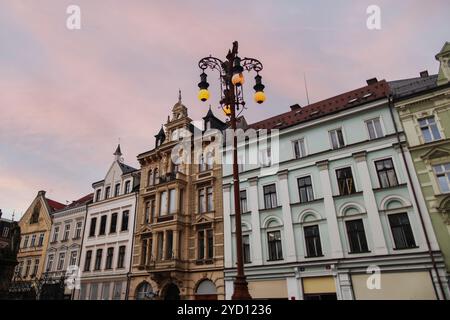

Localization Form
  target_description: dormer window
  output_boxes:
[105,186,111,200]
[95,189,102,202]
[30,203,41,224]
[114,183,121,197]
[124,181,131,194]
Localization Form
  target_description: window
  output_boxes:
[24,259,31,277]
[99,215,107,235]
[102,283,110,300]
[113,282,122,300]
[94,249,103,270]
[90,283,98,300]
[89,217,97,237]
[205,152,214,170]
[160,191,168,216]
[105,186,111,200]
[419,116,441,143]
[298,176,314,203]
[75,222,82,239]
[2,226,9,237]
[346,219,369,253]
[197,227,214,260]
[117,246,126,268]
[110,213,118,233]
[121,211,129,231]
[293,139,306,159]
[375,159,398,188]
[243,235,251,264]
[157,232,164,260]
[433,163,450,193]
[69,251,77,266]
[144,201,151,224]
[198,231,205,260]
[31,259,39,277]
[46,254,54,272]
[57,252,66,271]
[63,224,71,241]
[141,239,148,265]
[304,225,322,257]
[336,167,356,195]
[207,229,214,259]
[95,189,102,202]
[240,190,248,213]
[329,128,345,149]
[207,187,213,212]
[366,118,384,140]
[169,189,177,214]
[259,148,272,167]
[263,184,277,209]
[30,234,36,247]
[267,231,283,261]
[150,198,156,223]
[17,261,24,276]
[84,250,92,271]
[388,213,416,249]
[166,231,173,259]
[147,170,153,186]
[124,181,131,194]
[52,227,59,242]
[153,169,159,185]
[136,282,152,300]
[23,235,29,248]
[198,186,213,213]
[199,188,205,213]
[114,183,121,197]
[38,233,44,246]
[105,248,114,269]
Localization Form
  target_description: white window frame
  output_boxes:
[292,138,307,159]
[365,117,385,140]
[328,127,346,149]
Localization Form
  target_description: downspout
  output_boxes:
[387,93,447,300]
[125,190,138,300]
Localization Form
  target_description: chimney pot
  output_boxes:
[420,70,429,78]
[290,104,302,111]
[366,78,378,85]
[38,190,46,197]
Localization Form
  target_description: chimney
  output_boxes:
[290,104,302,111]
[366,78,378,85]
[420,70,429,78]
[38,190,46,197]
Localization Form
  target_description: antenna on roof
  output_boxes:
[304,73,310,106]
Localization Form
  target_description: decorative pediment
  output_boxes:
[137,224,152,235]
[421,147,450,160]
[194,215,213,225]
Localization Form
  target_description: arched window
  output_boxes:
[135,282,153,300]
[147,170,153,186]
[195,279,217,300]
[153,168,159,185]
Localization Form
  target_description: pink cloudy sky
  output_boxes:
[0,0,449,220]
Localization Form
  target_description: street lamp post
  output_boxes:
[197,41,266,300]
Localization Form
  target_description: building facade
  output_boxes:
[44,193,93,298]
[128,95,226,300]
[223,79,450,300]
[0,209,20,298]
[75,145,140,300]
[391,42,450,281]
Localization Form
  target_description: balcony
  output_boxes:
[145,171,187,193]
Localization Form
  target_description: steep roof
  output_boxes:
[45,198,66,212]
[249,80,390,130]
[118,161,138,174]
[64,193,94,209]
[389,74,438,99]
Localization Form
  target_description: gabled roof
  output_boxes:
[45,198,66,212]
[118,161,138,174]
[388,74,438,99]
[249,80,390,130]
[63,193,94,209]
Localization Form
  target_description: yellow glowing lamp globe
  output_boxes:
[231,73,245,86]
[254,91,266,104]
[223,105,231,116]
[198,89,209,102]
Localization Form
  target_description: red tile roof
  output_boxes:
[249,80,390,130]
[46,198,66,212]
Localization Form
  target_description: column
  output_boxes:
[278,170,297,262]
[163,231,168,260]
[146,238,152,265]
[286,276,301,300]
[173,230,179,260]
[223,184,233,268]
[353,151,388,255]
[151,233,158,261]
[248,177,263,265]
[316,160,343,258]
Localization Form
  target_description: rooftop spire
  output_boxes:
[178,89,182,103]
[114,144,122,161]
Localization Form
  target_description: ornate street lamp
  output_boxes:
[197,41,265,299]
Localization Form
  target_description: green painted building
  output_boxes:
[391,42,450,280]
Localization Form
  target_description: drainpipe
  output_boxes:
[387,94,447,300]
[125,190,138,300]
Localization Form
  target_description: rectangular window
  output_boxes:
[243,235,251,264]
[150,198,156,223]
[166,231,173,260]
[141,239,148,265]
[346,219,369,253]
[169,189,177,214]
[263,184,277,209]
[63,224,71,241]
[30,234,36,247]
[84,250,92,271]
[388,213,416,249]
[113,282,122,300]
[375,158,398,188]
[197,227,213,260]
[99,215,107,235]
[293,138,306,159]
[95,189,102,202]
[433,163,450,193]
[69,251,77,266]
[207,229,214,259]
[24,259,31,278]
[102,283,110,300]
[240,190,248,213]
[419,116,441,143]
[298,176,314,203]
[259,147,272,167]
[124,181,131,194]
[17,261,24,276]
[336,167,356,196]
[105,247,114,270]
[157,233,164,260]
[198,230,205,260]
[121,211,129,231]
[79,284,87,300]
[2,226,9,237]
[57,252,66,271]
[329,128,345,149]
[23,235,29,248]
[366,118,384,140]
[89,218,97,237]
[267,231,283,261]
[90,283,98,300]
[117,246,126,268]
[46,254,54,272]
[32,259,39,277]
[94,249,103,270]
[105,186,111,200]
[304,225,322,257]
[75,222,82,239]
[110,213,118,233]
[114,183,121,197]
[38,233,44,246]
[207,187,213,212]
[52,227,59,242]
[199,188,205,213]
[160,191,168,216]
[144,201,150,224]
